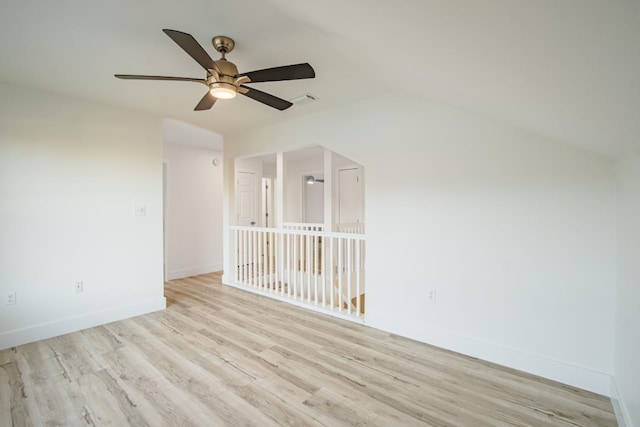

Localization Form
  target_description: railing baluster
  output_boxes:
[269,231,272,290]
[235,229,239,283]
[263,231,267,290]
[356,238,361,316]
[271,231,276,291]
[242,230,249,285]
[267,231,271,290]
[313,235,318,305]
[347,238,352,316]
[329,237,334,309]
[250,230,254,286]
[278,232,283,295]
[257,231,262,289]
[234,229,238,283]
[242,230,246,284]
[321,236,326,307]
[247,230,251,286]
[338,237,343,313]
[269,233,277,292]
[306,234,311,303]
[299,233,304,301]
[229,226,365,319]
[287,232,291,298]
[244,229,248,285]
[252,230,257,287]
[266,231,270,290]
[269,231,273,291]
[265,231,269,290]
[293,233,298,300]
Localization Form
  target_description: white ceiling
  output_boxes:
[1,0,638,158]
[163,119,223,151]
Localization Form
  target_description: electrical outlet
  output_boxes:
[75,281,84,293]
[427,290,437,302]
[5,291,17,305]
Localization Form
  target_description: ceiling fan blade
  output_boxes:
[240,86,292,110]
[194,91,217,111]
[114,74,206,84]
[162,29,220,73]
[237,63,315,83]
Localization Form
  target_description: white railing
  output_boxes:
[283,222,325,232]
[230,226,365,319]
[337,223,365,234]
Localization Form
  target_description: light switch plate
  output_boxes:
[134,204,147,216]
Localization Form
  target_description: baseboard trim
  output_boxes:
[168,264,223,281]
[223,280,365,325]
[0,297,166,350]
[610,377,632,427]
[366,311,612,396]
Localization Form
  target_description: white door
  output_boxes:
[338,168,363,224]
[237,171,256,226]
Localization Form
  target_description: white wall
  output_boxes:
[613,151,640,427]
[224,91,616,395]
[0,84,165,349]
[163,141,223,280]
[263,162,277,178]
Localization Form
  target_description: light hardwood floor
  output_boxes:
[0,272,617,426]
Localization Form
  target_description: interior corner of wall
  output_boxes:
[610,376,633,427]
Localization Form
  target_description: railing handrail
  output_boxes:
[231,225,365,240]
[283,222,325,228]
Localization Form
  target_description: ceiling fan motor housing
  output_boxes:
[207,59,240,97]
[212,59,238,79]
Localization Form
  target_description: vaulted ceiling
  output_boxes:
[1,0,638,158]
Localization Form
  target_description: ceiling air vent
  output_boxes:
[290,93,317,105]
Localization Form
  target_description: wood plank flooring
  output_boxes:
[0,272,617,426]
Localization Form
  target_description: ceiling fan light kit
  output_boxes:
[290,93,317,105]
[209,82,237,99]
[115,30,315,112]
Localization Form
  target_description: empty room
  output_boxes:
[1,1,639,426]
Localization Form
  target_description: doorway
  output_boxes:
[237,171,257,226]
[303,173,324,223]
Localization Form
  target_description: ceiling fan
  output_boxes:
[115,29,315,111]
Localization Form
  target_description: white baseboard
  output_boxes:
[366,311,612,396]
[223,280,365,325]
[610,377,633,427]
[167,264,223,281]
[0,297,166,350]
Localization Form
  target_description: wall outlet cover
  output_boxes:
[5,291,17,305]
